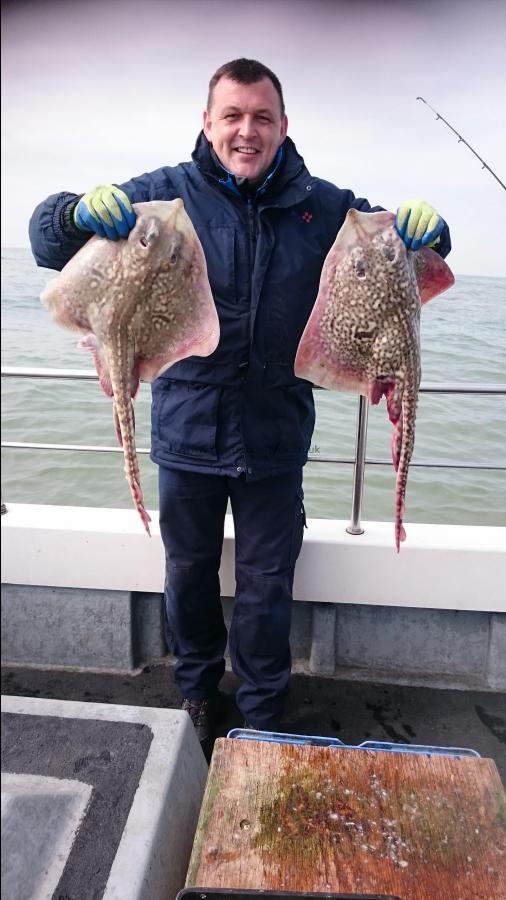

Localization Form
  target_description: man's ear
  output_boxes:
[280,114,288,143]
[203,109,212,142]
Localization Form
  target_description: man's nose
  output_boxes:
[239,115,257,138]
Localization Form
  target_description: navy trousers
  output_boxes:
[158,466,306,730]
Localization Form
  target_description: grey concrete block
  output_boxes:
[1,585,134,670]
[486,613,506,689]
[1,584,502,690]
[289,602,313,659]
[1,696,208,900]
[1,773,92,900]
[132,592,167,667]
[309,604,336,675]
[335,604,490,678]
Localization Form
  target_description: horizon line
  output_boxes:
[1,246,504,281]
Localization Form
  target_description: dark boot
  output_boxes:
[182,694,224,744]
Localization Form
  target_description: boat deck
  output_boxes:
[2,661,505,780]
[1,662,505,899]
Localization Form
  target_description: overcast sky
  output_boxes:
[2,0,505,276]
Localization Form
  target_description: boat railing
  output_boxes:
[1,366,505,534]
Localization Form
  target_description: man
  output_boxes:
[29,58,451,743]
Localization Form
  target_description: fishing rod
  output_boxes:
[416,96,506,191]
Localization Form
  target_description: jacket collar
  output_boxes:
[208,144,284,199]
[191,131,311,205]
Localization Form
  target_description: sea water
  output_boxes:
[1,248,505,527]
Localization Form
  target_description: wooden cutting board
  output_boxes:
[186,737,506,900]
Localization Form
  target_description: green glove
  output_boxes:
[74,185,136,240]
[395,199,444,251]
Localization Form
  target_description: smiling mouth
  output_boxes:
[234,147,260,155]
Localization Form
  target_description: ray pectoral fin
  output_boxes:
[139,310,220,378]
[385,383,403,424]
[135,239,220,384]
[368,377,395,406]
[374,380,403,472]
[414,247,455,304]
[79,334,114,397]
[137,322,219,384]
[293,325,321,383]
[295,313,367,391]
[130,359,140,400]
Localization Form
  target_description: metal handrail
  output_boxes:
[347,395,369,535]
[1,366,505,532]
[1,366,506,394]
[1,441,503,471]
[1,367,99,381]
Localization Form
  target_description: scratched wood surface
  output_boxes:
[186,738,506,900]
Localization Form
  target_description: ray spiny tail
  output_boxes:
[394,384,418,552]
[108,336,151,535]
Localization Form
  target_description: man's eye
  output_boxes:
[225,114,238,120]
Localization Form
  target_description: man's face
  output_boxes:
[203,76,288,181]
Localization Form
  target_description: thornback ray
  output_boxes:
[294,209,454,551]
[40,199,220,534]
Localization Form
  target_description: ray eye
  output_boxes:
[383,244,396,262]
[140,229,158,248]
[355,260,366,279]
[168,236,182,266]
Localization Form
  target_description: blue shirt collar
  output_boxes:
[209,144,285,200]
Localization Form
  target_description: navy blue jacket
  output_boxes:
[29,133,451,480]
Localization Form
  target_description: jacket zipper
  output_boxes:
[247,198,257,269]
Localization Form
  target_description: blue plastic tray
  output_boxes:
[226,728,480,759]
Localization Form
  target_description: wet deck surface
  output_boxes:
[2,662,505,781]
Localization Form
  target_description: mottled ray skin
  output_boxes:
[295,209,454,550]
[41,199,220,533]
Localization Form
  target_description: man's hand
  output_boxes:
[73,185,136,240]
[395,199,444,251]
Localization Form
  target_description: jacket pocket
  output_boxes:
[276,384,316,458]
[152,381,221,460]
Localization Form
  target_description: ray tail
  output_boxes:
[394,385,418,552]
[109,348,151,535]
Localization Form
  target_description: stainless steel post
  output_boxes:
[346,395,369,535]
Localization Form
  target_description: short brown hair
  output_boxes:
[207,58,285,116]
